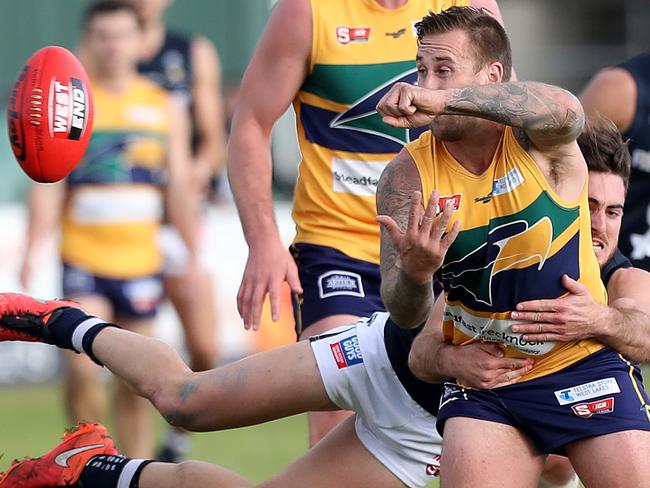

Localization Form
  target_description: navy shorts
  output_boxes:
[290,243,385,335]
[437,348,650,455]
[62,262,163,319]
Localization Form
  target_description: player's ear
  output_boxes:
[487,62,504,83]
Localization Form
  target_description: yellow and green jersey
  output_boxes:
[293,0,468,264]
[61,76,171,278]
[407,128,607,381]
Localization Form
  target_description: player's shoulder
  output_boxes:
[133,75,169,97]
[405,130,434,156]
[607,266,650,299]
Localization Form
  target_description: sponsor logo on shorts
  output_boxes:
[439,382,463,410]
[436,194,462,213]
[336,26,371,45]
[318,270,365,299]
[572,397,615,418]
[425,454,441,477]
[554,377,620,405]
[331,158,386,197]
[330,335,363,368]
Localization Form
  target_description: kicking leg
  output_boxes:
[0,294,336,432]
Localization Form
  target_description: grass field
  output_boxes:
[0,383,309,482]
[17,372,650,487]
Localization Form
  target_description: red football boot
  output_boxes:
[0,422,118,487]
[0,293,81,343]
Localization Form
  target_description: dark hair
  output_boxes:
[83,0,142,29]
[578,116,631,192]
[415,6,512,82]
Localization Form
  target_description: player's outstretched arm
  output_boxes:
[511,271,650,362]
[376,151,460,329]
[409,296,534,388]
[227,0,310,330]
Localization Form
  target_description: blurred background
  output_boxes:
[0,0,649,483]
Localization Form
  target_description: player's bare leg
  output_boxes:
[299,314,358,446]
[440,417,545,488]
[113,317,156,458]
[567,430,650,487]
[139,416,405,488]
[63,294,111,424]
[92,325,336,431]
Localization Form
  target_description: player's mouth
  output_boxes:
[592,239,606,254]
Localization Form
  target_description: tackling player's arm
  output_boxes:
[227,0,311,329]
[190,36,226,189]
[376,151,459,329]
[579,67,636,133]
[165,96,197,257]
[408,295,534,388]
[20,182,66,288]
[511,270,650,362]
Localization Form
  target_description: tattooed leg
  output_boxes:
[91,328,335,432]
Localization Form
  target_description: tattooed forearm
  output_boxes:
[377,152,432,328]
[381,270,433,328]
[442,82,585,147]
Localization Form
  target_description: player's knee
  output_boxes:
[150,376,204,431]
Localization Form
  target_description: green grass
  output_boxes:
[0,383,309,482]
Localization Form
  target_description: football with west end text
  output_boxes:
[6,46,93,183]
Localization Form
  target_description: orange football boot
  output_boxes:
[0,293,81,343]
[0,422,118,487]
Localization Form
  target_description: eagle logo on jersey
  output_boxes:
[441,193,581,312]
[442,218,553,306]
[299,64,426,154]
[328,67,426,149]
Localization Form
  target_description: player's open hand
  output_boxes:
[510,274,609,342]
[377,190,460,284]
[237,240,302,331]
[376,82,443,128]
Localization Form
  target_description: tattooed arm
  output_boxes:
[376,150,460,328]
[378,81,586,197]
[379,81,583,148]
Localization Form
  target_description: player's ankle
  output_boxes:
[49,307,119,365]
[79,455,153,488]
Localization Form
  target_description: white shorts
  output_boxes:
[310,312,442,488]
[158,224,210,277]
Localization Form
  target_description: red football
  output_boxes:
[7,46,93,183]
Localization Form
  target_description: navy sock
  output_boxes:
[78,455,153,488]
[47,307,118,365]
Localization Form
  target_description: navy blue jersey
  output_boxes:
[601,249,633,288]
[617,53,650,271]
[138,30,192,102]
